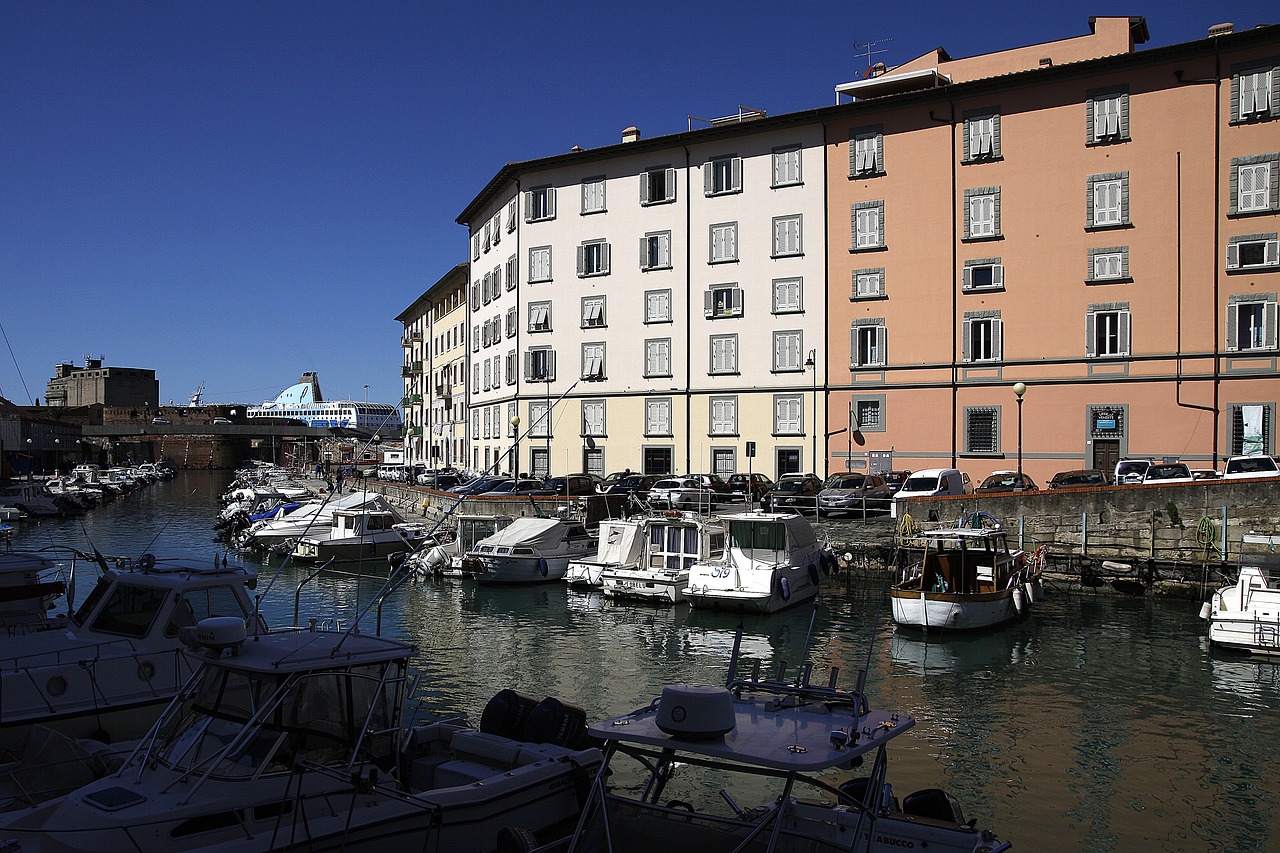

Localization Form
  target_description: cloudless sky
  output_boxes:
[2,1,1274,409]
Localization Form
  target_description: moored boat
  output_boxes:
[461,516,595,584]
[596,511,726,605]
[1201,560,1280,655]
[290,508,426,563]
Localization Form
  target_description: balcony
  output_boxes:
[400,365,414,377]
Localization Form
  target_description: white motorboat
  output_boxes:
[684,511,835,614]
[595,511,726,605]
[403,512,514,578]
[0,484,63,518]
[0,554,260,751]
[461,516,596,584]
[239,491,393,550]
[1201,561,1280,655]
[551,633,1009,853]
[290,508,426,563]
[0,621,603,851]
[890,527,1037,632]
[0,552,69,636]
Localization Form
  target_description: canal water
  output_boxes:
[10,472,1279,852]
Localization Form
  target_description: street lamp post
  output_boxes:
[1013,382,1027,488]
[805,349,818,476]
[510,415,521,477]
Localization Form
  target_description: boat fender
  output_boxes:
[496,827,540,853]
[820,551,837,576]
[1198,601,1212,620]
[538,557,549,578]
[808,562,820,586]
[779,575,791,602]
[1012,586,1027,616]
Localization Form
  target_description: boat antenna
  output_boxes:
[137,486,201,561]
[726,622,745,687]
[795,593,822,687]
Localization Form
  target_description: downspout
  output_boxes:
[821,119,830,477]
[1175,152,1214,416]
[929,102,958,466]
[683,146,692,474]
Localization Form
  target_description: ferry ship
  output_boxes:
[247,372,402,432]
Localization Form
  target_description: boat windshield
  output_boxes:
[728,520,787,553]
[153,661,400,779]
[86,582,167,638]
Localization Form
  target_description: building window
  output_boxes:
[710,334,738,375]
[645,338,672,377]
[1231,403,1274,456]
[472,233,480,261]
[1086,88,1130,144]
[529,401,550,439]
[1231,154,1279,215]
[773,277,803,313]
[472,324,480,352]
[583,448,604,477]
[851,268,885,300]
[774,395,802,435]
[1086,303,1131,358]
[711,448,735,478]
[704,285,744,319]
[851,201,884,251]
[962,110,1001,162]
[525,185,556,222]
[528,301,552,333]
[581,176,606,214]
[964,187,1001,240]
[704,156,742,196]
[709,222,738,263]
[772,214,802,257]
[1087,247,1129,283]
[577,240,611,277]
[525,348,555,381]
[772,330,802,372]
[849,125,884,177]
[1227,233,1280,271]
[851,320,886,368]
[710,396,737,436]
[481,273,492,304]
[645,398,672,437]
[505,350,516,385]
[528,246,552,283]
[963,258,1004,292]
[645,289,672,324]
[962,312,1003,363]
[643,446,673,475]
[1087,173,1129,229]
[640,231,672,270]
[581,296,606,329]
[582,400,605,437]
[964,407,999,454]
[640,166,676,205]
[582,343,605,381]
[854,398,884,432]
[1227,294,1278,351]
[506,255,518,290]
[1232,65,1277,123]
[772,146,802,187]
[505,306,517,337]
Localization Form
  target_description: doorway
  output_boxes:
[1092,439,1119,473]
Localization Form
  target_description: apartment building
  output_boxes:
[445,16,1279,484]
[396,263,469,469]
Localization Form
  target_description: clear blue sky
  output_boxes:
[2,2,1273,409]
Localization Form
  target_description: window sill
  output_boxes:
[580,209,607,216]
[959,452,1004,458]
[962,234,1003,244]
[640,198,676,207]
[709,432,741,438]
[578,271,610,279]
[851,363,886,370]
[1227,265,1280,274]
[644,373,673,380]
[849,245,887,254]
[962,359,1003,366]
[581,325,608,331]
[771,432,804,438]
[708,258,739,266]
[848,170,886,180]
[705,189,743,198]
[1085,222,1132,233]
[1085,277,1132,286]
[962,285,1006,294]
[770,181,804,189]
[1086,136,1130,147]
[1228,208,1280,218]
[640,265,673,272]
[644,433,674,439]
[1229,113,1277,126]
[529,278,553,285]
[851,293,888,301]
[528,328,552,334]
[773,307,805,315]
[770,368,805,375]
[525,216,555,224]
[706,313,743,320]
[770,251,804,260]
[961,155,1004,165]
[644,318,673,325]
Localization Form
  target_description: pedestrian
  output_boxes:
[336,470,346,492]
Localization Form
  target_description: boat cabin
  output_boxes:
[911,528,1016,595]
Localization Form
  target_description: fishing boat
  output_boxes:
[890,527,1037,632]
[1201,558,1280,656]
[289,508,426,563]
[0,554,259,751]
[594,511,726,605]
[0,620,602,851]
[547,631,1010,853]
[683,511,835,614]
[403,512,515,578]
[460,516,595,584]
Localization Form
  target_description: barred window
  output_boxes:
[965,407,999,454]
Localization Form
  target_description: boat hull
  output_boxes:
[1204,568,1280,655]
[890,588,1022,631]
[685,567,819,614]
[601,567,689,605]
[472,556,570,584]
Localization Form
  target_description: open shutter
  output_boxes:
[639,237,649,269]
[704,291,714,318]
[731,287,743,315]
[961,319,973,362]
[576,245,585,276]
[1267,240,1280,266]
[601,242,611,273]
[731,157,742,191]
[639,172,651,204]
[546,187,556,218]
[1085,313,1097,357]
[1119,311,1131,355]
[875,326,887,365]
[1226,303,1240,351]
[1226,242,1241,269]
[1265,301,1278,349]
[992,264,1005,288]
[523,351,533,379]
[962,266,972,291]
[663,168,676,202]
[992,319,1004,361]
[546,350,556,380]
[703,163,714,195]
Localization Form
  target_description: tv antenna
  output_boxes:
[854,38,892,76]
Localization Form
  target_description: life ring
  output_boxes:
[779,575,791,602]
[138,553,156,570]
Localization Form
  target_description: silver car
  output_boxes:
[818,473,894,517]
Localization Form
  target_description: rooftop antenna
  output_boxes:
[854,38,892,78]
[189,382,205,407]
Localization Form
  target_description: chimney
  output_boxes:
[621,126,640,144]
[1208,22,1234,36]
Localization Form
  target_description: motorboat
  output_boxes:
[290,508,426,563]
[550,633,1010,853]
[0,483,64,518]
[596,511,726,605]
[0,554,260,751]
[683,511,835,614]
[0,621,603,851]
[1201,558,1280,656]
[890,526,1037,632]
[402,512,514,578]
[238,491,394,550]
[0,552,69,635]
[460,516,596,584]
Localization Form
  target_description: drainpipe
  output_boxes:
[683,145,692,474]
[929,103,959,466]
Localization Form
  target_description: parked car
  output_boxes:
[151,417,171,425]
[760,474,824,514]
[1191,469,1222,481]
[881,470,912,493]
[1142,463,1194,484]
[534,473,600,496]
[727,473,774,503]
[685,473,738,499]
[648,478,726,511]
[448,477,508,495]
[1047,469,1111,490]
[605,475,662,500]
[598,471,631,493]
[818,473,894,516]
[211,417,232,425]
[1222,455,1280,480]
[1114,459,1153,485]
[417,471,463,490]
[890,468,972,518]
[480,478,545,496]
[974,471,1039,494]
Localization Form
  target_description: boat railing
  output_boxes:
[292,557,337,625]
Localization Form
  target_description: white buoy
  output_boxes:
[1013,586,1028,616]
[1198,601,1212,620]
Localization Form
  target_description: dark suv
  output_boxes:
[605,475,661,500]
[727,473,774,502]
[534,474,600,496]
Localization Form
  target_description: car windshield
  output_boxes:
[1116,462,1148,476]
[902,475,939,492]
[774,480,810,492]
[980,474,1018,488]
[1227,457,1278,474]
[828,476,865,489]
[1147,465,1188,479]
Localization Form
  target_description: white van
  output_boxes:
[890,468,973,518]
[1114,459,1152,485]
[1222,455,1280,480]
